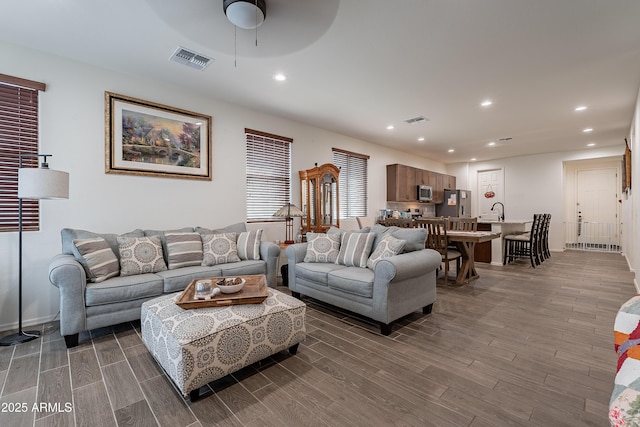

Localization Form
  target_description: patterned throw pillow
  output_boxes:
[237,229,262,261]
[304,233,341,263]
[366,235,406,269]
[72,237,120,282]
[117,236,167,276]
[164,232,203,269]
[336,232,376,268]
[202,233,241,266]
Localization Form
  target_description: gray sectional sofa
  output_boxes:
[48,222,279,348]
[286,224,441,335]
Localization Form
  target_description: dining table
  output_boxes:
[446,230,502,285]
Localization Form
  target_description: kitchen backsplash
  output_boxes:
[384,202,436,218]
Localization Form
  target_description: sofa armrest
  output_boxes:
[375,249,441,283]
[48,254,88,336]
[260,241,281,288]
[285,243,307,289]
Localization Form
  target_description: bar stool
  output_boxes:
[503,214,543,268]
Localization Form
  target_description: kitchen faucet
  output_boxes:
[491,202,505,222]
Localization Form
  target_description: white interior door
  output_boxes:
[477,169,504,218]
[576,168,619,247]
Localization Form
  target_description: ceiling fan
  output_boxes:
[145,0,340,58]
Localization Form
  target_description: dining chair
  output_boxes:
[356,216,375,229]
[383,218,413,228]
[416,217,461,286]
[447,216,478,231]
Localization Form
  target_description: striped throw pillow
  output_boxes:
[165,232,203,269]
[237,229,262,261]
[73,237,120,283]
[336,232,375,268]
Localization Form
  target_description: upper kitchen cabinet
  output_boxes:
[386,164,416,202]
[386,163,456,203]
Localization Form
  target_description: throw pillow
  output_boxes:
[237,229,262,261]
[72,237,120,283]
[201,233,241,266]
[391,228,427,253]
[117,236,167,276]
[336,232,376,268]
[366,235,406,269]
[304,233,341,263]
[164,232,203,269]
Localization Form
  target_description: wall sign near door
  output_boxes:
[484,184,495,198]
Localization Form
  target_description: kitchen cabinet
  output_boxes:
[474,223,492,263]
[386,164,416,202]
[300,163,340,234]
[386,163,456,203]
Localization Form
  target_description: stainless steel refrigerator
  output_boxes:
[436,189,472,217]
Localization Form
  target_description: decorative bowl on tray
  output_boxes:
[216,277,246,294]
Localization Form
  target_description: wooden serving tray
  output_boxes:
[176,275,268,309]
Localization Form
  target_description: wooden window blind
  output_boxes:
[0,75,45,232]
[332,148,369,219]
[245,129,292,221]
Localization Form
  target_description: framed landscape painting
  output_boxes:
[105,92,212,180]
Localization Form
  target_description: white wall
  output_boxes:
[0,41,446,330]
[448,146,624,252]
[625,85,640,289]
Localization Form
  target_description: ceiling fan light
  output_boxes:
[224,0,266,30]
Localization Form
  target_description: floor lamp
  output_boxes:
[0,154,69,346]
[273,203,304,244]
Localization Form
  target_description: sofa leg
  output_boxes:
[291,291,301,299]
[64,333,79,348]
[380,323,392,336]
[289,343,300,355]
[423,303,434,315]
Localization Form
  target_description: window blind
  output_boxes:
[0,76,44,232]
[332,148,369,219]
[245,129,292,221]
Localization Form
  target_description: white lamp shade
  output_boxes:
[273,203,304,218]
[225,1,265,29]
[18,168,69,199]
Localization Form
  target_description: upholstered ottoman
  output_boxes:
[141,287,306,400]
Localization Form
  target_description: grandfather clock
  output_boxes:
[299,163,340,234]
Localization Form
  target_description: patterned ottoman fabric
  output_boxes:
[141,288,306,397]
[610,295,640,426]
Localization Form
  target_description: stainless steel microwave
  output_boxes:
[418,185,433,202]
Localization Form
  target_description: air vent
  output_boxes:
[404,116,429,124]
[169,47,214,71]
[497,137,513,142]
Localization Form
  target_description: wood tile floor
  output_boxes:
[0,250,634,426]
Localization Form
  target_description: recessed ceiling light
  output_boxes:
[470,158,477,161]
[583,128,593,133]
[488,141,496,146]
[273,73,287,81]
[386,125,394,130]
[417,137,425,142]
[481,100,493,107]
[448,149,455,153]
[575,105,587,111]
[587,143,596,147]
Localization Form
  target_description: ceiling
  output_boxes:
[2,0,640,164]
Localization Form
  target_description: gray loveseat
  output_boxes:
[286,224,441,335]
[49,222,279,348]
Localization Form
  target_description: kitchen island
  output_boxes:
[476,219,532,265]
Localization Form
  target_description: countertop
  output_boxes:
[477,219,532,225]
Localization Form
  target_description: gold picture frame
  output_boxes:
[105,91,212,180]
